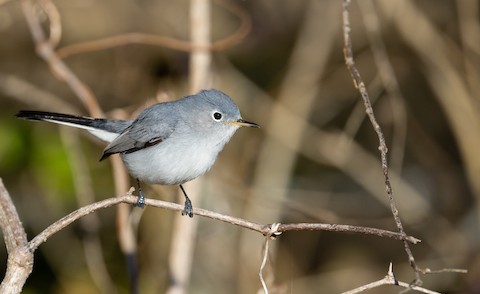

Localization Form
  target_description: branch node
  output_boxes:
[387,263,399,286]
[267,223,282,239]
[10,246,34,268]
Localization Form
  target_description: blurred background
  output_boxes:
[0,0,479,293]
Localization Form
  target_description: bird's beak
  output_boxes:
[229,119,260,128]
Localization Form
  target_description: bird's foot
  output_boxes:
[135,192,145,208]
[181,197,193,218]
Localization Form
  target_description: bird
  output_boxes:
[16,89,259,217]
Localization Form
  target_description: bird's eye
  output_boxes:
[213,112,222,121]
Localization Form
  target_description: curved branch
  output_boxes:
[20,0,103,117]
[342,263,440,294]
[27,190,420,252]
[0,179,28,252]
[56,0,251,59]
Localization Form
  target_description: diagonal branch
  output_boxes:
[342,0,421,283]
[0,180,33,294]
[20,0,103,117]
[0,179,28,252]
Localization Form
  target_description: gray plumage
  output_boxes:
[16,89,259,215]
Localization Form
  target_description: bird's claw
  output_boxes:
[181,197,193,218]
[135,193,145,208]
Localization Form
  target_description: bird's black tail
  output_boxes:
[15,110,132,143]
[16,110,96,127]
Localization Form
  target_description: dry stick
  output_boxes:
[38,0,61,48]
[178,203,420,247]
[342,0,421,284]
[27,191,132,252]
[342,263,440,294]
[358,0,408,174]
[25,192,418,252]
[0,179,33,294]
[259,223,280,294]
[277,223,419,243]
[56,0,251,59]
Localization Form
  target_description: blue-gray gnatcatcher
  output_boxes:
[16,89,259,217]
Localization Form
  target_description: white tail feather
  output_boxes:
[44,119,119,142]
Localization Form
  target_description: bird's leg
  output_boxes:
[179,184,193,217]
[135,178,145,208]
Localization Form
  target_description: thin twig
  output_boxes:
[342,263,440,294]
[259,223,279,294]
[277,223,420,244]
[342,0,421,283]
[358,0,408,174]
[38,0,61,48]
[26,188,130,252]
[55,0,251,59]
[258,237,270,294]
[420,268,468,274]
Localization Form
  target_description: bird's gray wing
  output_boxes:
[100,105,176,160]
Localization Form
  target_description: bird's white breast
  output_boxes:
[120,127,237,185]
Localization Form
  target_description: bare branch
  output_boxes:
[0,179,33,294]
[342,263,441,294]
[0,179,28,252]
[277,223,420,244]
[27,188,134,251]
[259,223,280,294]
[420,268,468,275]
[0,180,422,293]
[55,0,251,59]
[358,0,408,173]
[25,189,419,253]
[38,0,61,48]
[342,0,421,283]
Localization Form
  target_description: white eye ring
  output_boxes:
[212,112,222,121]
